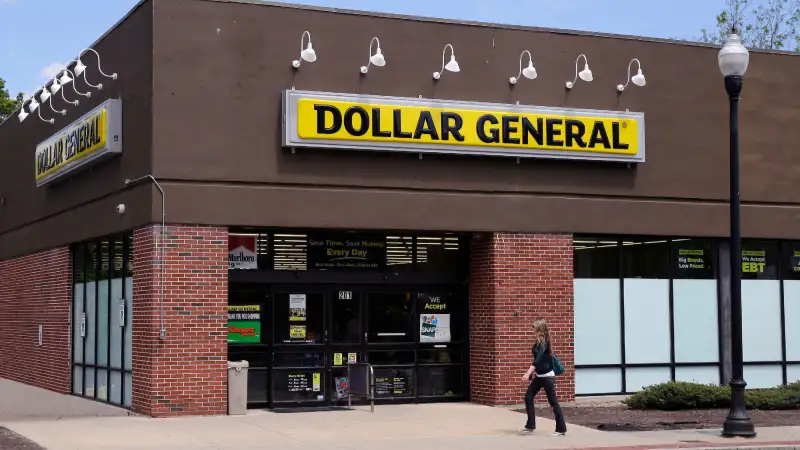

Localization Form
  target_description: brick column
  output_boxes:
[132,225,228,417]
[469,233,574,406]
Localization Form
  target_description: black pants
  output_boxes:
[524,376,567,433]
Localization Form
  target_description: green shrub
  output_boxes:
[622,381,800,410]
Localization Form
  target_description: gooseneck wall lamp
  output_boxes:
[617,58,646,92]
[566,53,593,89]
[25,96,54,124]
[75,49,118,90]
[39,86,67,116]
[292,31,317,68]
[360,37,386,74]
[59,68,92,100]
[433,44,460,80]
[718,29,756,439]
[509,50,538,84]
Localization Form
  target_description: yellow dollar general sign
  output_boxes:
[283,90,645,163]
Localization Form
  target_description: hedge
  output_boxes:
[622,381,800,410]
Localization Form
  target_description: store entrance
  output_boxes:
[229,283,467,409]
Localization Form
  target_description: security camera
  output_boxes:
[116,204,126,215]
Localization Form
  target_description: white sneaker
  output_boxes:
[552,432,566,437]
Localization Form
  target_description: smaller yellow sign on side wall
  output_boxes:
[34,99,123,187]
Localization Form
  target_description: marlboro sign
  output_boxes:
[228,234,258,270]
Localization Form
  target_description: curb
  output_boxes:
[577,441,800,450]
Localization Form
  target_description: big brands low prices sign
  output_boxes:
[34,99,123,187]
[283,90,645,163]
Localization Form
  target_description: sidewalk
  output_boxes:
[0,378,131,420]
[2,403,799,450]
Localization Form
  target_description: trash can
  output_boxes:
[227,360,249,415]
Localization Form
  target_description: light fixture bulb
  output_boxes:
[522,61,537,80]
[631,68,646,87]
[301,43,317,63]
[718,32,749,77]
[29,98,39,112]
[18,110,28,122]
[39,90,51,103]
[444,55,460,73]
[50,80,62,94]
[370,48,385,67]
[75,60,87,75]
[59,71,73,85]
[579,64,593,82]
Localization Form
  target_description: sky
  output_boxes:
[0,0,725,98]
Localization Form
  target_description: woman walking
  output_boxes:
[520,318,567,436]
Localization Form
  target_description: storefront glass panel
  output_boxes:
[71,234,133,408]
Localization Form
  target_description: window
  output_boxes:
[622,239,669,279]
[416,235,461,273]
[574,238,619,279]
[367,292,414,343]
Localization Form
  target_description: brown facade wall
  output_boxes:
[469,233,574,406]
[132,224,228,417]
[149,0,800,238]
[0,247,72,394]
[0,1,155,260]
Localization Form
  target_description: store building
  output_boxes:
[1,0,799,418]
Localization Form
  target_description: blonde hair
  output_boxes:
[532,318,552,352]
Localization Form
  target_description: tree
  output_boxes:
[0,77,24,122]
[698,0,800,51]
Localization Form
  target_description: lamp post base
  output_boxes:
[721,378,756,438]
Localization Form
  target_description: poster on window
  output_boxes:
[742,249,768,274]
[228,305,261,344]
[228,234,258,270]
[791,250,800,273]
[420,314,451,343]
[306,233,387,270]
[334,376,349,400]
[289,294,306,322]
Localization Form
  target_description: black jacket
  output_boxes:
[532,340,553,374]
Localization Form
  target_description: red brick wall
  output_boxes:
[0,247,72,393]
[132,225,228,417]
[469,232,574,406]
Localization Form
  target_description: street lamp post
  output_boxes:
[718,30,756,439]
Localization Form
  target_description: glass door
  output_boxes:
[327,288,365,406]
[270,287,327,407]
[365,290,417,401]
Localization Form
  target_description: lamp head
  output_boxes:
[370,48,386,67]
[578,64,593,82]
[74,60,87,76]
[18,110,28,122]
[59,71,73,85]
[631,68,646,87]
[522,61,538,80]
[718,32,749,77]
[39,90,51,103]
[444,54,460,73]
[50,80,62,94]
[29,98,39,112]
[301,42,317,63]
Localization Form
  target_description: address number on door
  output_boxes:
[338,291,353,300]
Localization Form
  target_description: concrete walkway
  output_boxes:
[0,378,131,420]
[2,403,799,450]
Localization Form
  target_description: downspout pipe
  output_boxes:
[124,175,167,340]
